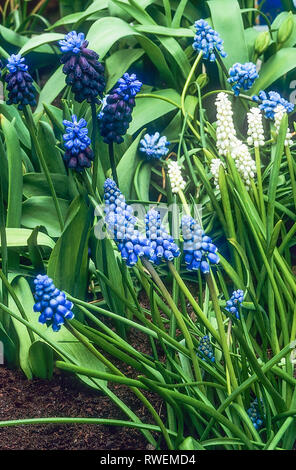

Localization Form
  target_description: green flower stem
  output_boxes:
[181,51,203,138]
[109,142,118,185]
[168,262,220,344]
[202,89,254,103]
[205,272,239,395]
[136,93,201,140]
[66,321,173,449]
[0,417,175,436]
[218,166,243,280]
[91,100,99,192]
[142,258,204,389]
[254,146,266,225]
[285,144,296,210]
[178,189,191,216]
[23,106,64,232]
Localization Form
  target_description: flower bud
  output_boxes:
[277,12,294,45]
[196,73,209,90]
[254,31,270,55]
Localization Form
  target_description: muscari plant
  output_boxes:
[0,1,295,452]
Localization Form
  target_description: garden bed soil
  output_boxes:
[0,327,164,451]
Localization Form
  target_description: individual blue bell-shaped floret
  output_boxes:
[59,31,105,104]
[139,132,170,160]
[193,19,227,62]
[197,335,215,362]
[225,289,244,320]
[103,179,153,267]
[145,209,180,264]
[181,215,219,273]
[33,275,74,332]
[228,62,258,96]
[99,73,142,144]
[252,90,294,120]
[247,399,264,430]
[62,115,94,172]
[4,54,37,110]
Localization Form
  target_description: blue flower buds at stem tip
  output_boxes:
[62,115,94,172]
[193,19,227,62]
[33,275,74,332]
[139,132,170,161]
[5,54,37,110]
[59,31,105,104]
[197,335,215,363]
[225,289,244,320]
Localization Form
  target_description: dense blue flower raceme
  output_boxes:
[145,209,180,264]
[182,216,219,273]
[139,133,170,160]
[33,275,74,332]
[59,31,105,104]
[197,335,215,363]
[228,62,258,96]
[99,73,142,144]
[193,19,227,62]
[62,115,93,171]
[247,399,264,430]
[104,179,153,267]
[225,289,244,320]
[252,90,294,119]
[4,54,36,109]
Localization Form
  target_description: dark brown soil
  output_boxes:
[0,328,165,451]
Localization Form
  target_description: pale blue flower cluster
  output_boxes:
[145,209,180,263]
[252,90,294,119]
[104,179,153,267]
[59,31,86,54]
[193,19,227,62]
[139,133,170,160]
[7,54,28,73]
[182,215,219,273]
[228,62,258,96]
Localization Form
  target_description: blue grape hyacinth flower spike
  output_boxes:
[99,73,142,144]
[182,215,220,273]
[103,178,153,267]
[62,115,94,171]
[197,335,215,363]
[33,275,74,332]
[225,289,244,320]
[252,90,294,120]
[193,19,227,62]
[145,209,180,264]
[228,62,258,96]
[247,399,264,430]
[139,132,170,161]
[5,54,37,110]
[59,31,105,104]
